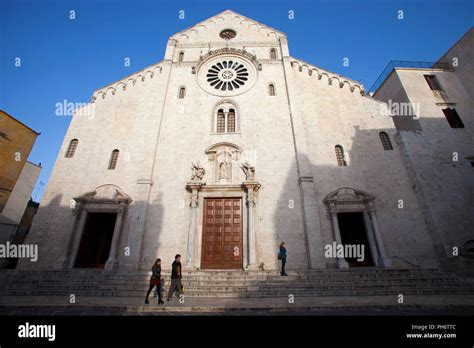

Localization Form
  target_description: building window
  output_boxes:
[216,109,225,133]
[65,139,78,158]
[335,145,347,166]
[227,109,236,132]
[178,52,184,62]
[220,29,236,40]
[270,49,277,59]
[269,84,275,96]
[424,75,443,91]
[379,132,393,150]
[207,60,248,91]
[442,108,464,128]
[108,150,119,170]
[178,87,186,99]
[214,105,238,133]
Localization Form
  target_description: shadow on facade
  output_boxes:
[271,118,473,273]
[2,117,473,307]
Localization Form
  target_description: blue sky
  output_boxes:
[1,0,473,201]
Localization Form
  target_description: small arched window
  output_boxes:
[269,84,275,96]
[270,49,277,60]
[65,139,78,158]
[379,132,393,150]
[335,145,346,166]
[178,52,184,62]
[216,109,225,133]
[227,109,236,132]
[108,150,119,170]
[179,87,186,99]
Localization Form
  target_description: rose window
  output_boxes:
[220,29,236,40]
[206,60,249,91]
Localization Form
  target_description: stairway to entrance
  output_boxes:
[1,268,474,299]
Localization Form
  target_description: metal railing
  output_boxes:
[368,60,450,95]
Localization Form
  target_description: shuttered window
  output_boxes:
[108,150,119,170]
[335,145,346,166]
[65,139,78,158]
[227,109,236,132]
[216,110,225,133]
[379,132,393,150]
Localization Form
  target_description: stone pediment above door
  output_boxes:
[323,187,375,213]
[74,184,132,204]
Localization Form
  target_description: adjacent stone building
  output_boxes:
[373,28,474,271]
[22,10,468,272]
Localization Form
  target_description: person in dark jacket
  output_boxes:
[145,258,164,304]
[279,242,288,276]
[167,254,182,301]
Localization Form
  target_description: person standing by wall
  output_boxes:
[278,242,288,276]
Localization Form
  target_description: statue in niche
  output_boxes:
[219,160,229,180]
[191,161,205,182]
[241,161,255,181]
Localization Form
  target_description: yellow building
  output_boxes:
[0,110,40,213]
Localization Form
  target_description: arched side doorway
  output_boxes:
[65,184,132,269]
[323,187,392,268]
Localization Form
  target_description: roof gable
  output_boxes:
[170,10,286,43]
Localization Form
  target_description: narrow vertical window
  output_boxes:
[65,139,78,158]
[379,132,393,150]
[270,49,277,59]
[424,75,442,91]
[108,150,119,170]
[227,109,235,132]
[178,52,184,62]
[335,145,346,166]
[216,109,225,133]
[179,87,186,99]
[269,84,275,96]
[442,108,464,128]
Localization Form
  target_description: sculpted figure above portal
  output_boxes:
[191,161,206,182]
[241,161,255,181]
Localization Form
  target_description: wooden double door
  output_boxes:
[201,198,243,269]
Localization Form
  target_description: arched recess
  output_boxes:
[64,184,132,270]
[323,187,392,268]
[205,142,243,184]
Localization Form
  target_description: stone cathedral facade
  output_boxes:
[21,10,445,272]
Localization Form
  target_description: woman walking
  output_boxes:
[278,241,288,276]
[145,258,164,305]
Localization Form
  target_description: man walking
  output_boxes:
[167,254,182,301]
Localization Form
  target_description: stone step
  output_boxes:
[5,278,474,291]
[0,269,449,278]
[4,283,472,294]
[2,273,465,283]
[4,281,474,292]
[2,269,473,300]
[3,288,472,298]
